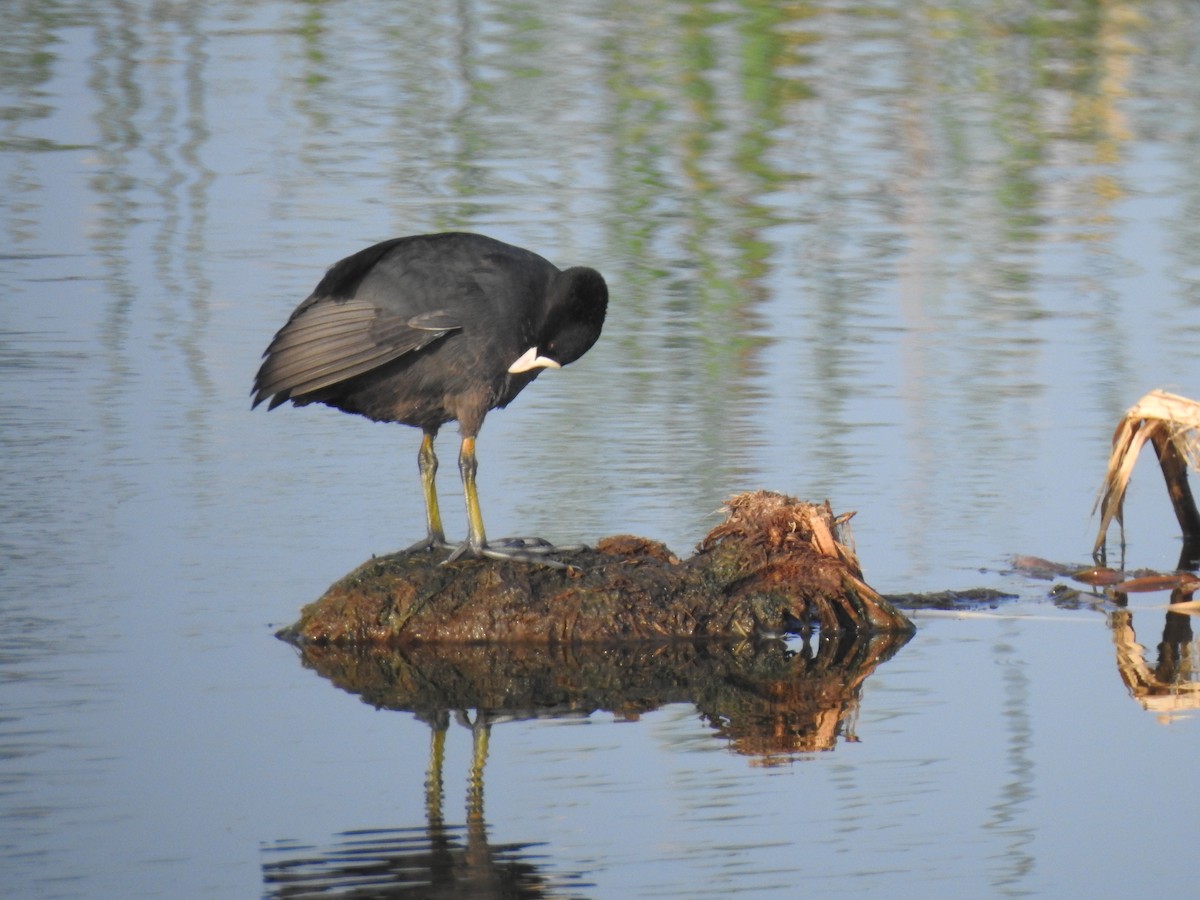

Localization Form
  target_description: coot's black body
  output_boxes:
[253,232,608,560]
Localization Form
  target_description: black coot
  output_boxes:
[253,232,608,563]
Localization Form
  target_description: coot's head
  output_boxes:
[509,266,608,374]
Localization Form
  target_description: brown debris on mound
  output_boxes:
[279,491,914,645]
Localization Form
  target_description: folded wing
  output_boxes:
[252,298,461,409]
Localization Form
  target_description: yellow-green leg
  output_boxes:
[443,434,573,570]
[458,435,487,553]
[419,430,445,544]
[405,429,449,553]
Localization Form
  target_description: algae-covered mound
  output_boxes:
[278,491,913,645]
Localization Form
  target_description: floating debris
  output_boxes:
[882,588,1018,611]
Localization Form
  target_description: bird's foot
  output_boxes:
[443,536,584,571]
[403,533,457,555]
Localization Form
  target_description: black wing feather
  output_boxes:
[252,296,461,408]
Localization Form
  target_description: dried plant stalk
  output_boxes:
[1093,389,1200,560]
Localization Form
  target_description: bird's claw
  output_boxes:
[441,536,584,571]
[403,534,457,555]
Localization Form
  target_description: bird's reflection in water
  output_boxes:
[262,632,909,895]
[286,630,909,759]
[262,710,592,898]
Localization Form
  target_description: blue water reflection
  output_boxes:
[3,0,1200,896]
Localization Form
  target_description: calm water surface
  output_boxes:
[3,1,1200,896]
